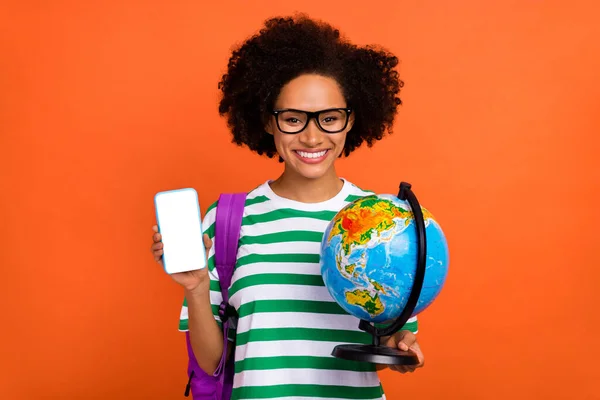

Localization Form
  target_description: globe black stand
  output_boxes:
[331,182,427,365]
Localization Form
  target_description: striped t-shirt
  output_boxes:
[178,179,418,400]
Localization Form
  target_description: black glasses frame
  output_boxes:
[271,108,353,134]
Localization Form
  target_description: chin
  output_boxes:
[294,164,333,180]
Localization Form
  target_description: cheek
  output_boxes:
[333,132,347,153]
[273,131,293,153]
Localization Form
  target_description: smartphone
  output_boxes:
[154,188,206,274]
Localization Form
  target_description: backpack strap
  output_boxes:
[212,192,246,400]
[214,192,246,304]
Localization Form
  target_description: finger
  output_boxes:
[150,243,162,256]
[153,249,163,261]
[390,365,407,373]
[153,232,162,242]
[400,331,417,345]
[398,341,410,352]
[414,353,424,367]
[382,336,396,348]
[152,225,158,232]
[203,234,212,250]
[397,331,417,351]
[409,344,425,367]
[402,364,417,373]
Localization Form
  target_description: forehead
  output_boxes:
[274,74,347,110]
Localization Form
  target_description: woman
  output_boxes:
[151,14,424,399]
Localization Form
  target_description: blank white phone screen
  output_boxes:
[154,188,206,274]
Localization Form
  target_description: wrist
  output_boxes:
[185,281,210,299]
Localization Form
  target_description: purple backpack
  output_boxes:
[184,192,246,400]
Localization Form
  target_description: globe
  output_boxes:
[320,194,449,324]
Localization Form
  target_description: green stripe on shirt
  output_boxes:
[235,253,320,267]
[229,272,324,297]
[231,383,383,399]
[237,299,347,318]
[236,327,371,346]
[235,355,375,373]
[240,230,324,245]
[243,209,338,225]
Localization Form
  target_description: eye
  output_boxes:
[279,111,306,125]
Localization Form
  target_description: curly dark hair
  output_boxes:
[217,14,403,159]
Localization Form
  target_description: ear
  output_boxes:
[264,118,275,136]
[346,112,355,132]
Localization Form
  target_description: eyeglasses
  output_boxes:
[271,108,353,134]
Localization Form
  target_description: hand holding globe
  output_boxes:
[320,182,449,365]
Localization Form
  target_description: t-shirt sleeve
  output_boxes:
[403,316,418,334]
[178,200,223,332]
[374,316,418,334]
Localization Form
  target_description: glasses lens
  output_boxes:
[318,109,348,132]
[277,110,308,133]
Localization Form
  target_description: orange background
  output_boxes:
[1,1,599,399]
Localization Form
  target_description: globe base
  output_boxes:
[332,344,419,365]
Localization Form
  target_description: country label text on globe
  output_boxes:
[320,194,449,323]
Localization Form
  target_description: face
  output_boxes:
[265,74,354,180]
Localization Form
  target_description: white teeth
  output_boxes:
[296,150,327,159]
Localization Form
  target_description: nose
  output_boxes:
[298,119,325,147]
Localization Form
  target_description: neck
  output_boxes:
[270,166,343,203]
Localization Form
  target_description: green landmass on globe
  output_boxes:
[344,289,384,316]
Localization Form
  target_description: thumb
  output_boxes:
[397,331,416,352]
[203,234,212,252]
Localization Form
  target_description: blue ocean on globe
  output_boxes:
[320,194,449,323]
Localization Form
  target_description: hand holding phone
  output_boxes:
[151,225,213,293]
[154,188,207,274]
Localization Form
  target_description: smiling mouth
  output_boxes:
[294,149,329,159]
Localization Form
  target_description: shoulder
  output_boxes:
[201,181,271,227]
[342,179,375,199]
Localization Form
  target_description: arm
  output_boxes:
[181,201,234,374]
[185,282,227,375]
